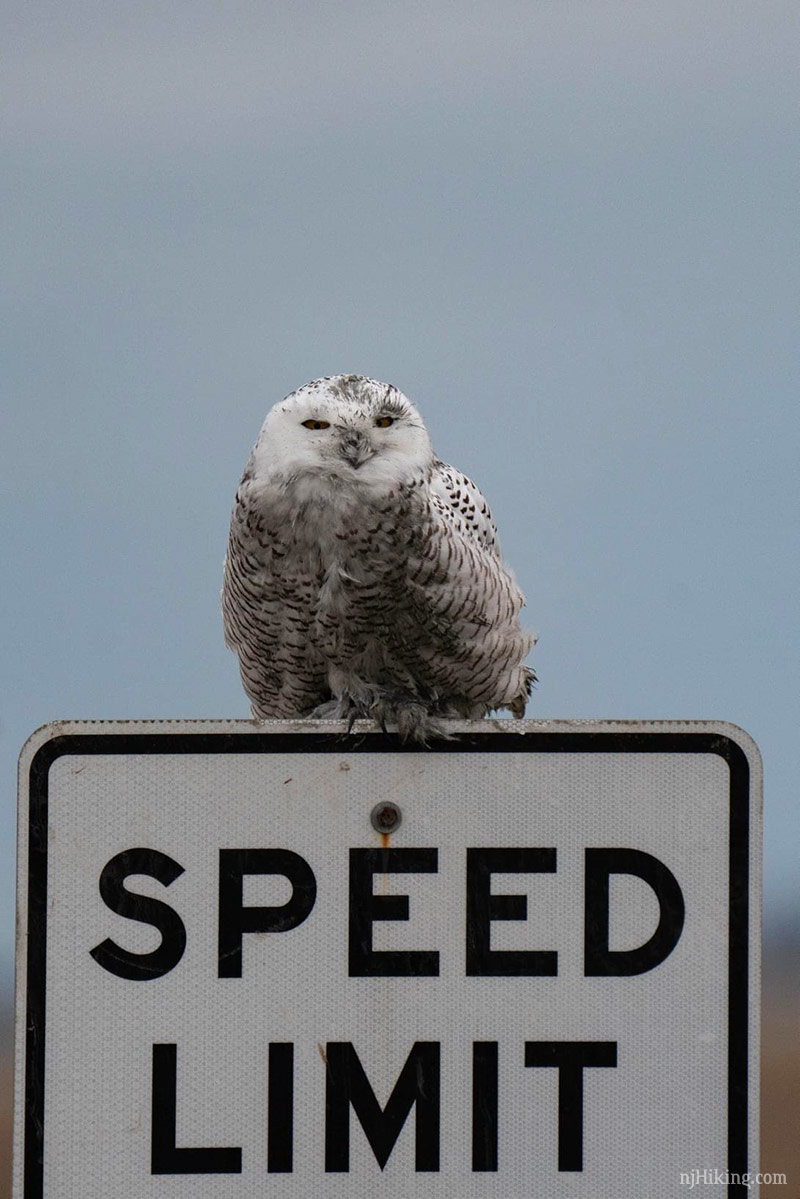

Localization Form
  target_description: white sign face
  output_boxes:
[15,720,761,1198]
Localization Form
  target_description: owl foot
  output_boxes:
[319,687,456,744]
[306,699,341,720]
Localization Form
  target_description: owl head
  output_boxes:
[249,375,435,491]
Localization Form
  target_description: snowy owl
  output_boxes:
[223,375,535,740]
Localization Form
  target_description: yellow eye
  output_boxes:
[301,419,330,430]
[374,416,394,428]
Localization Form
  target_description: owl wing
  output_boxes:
[428,459,502,558]
[401,460,535,717]
[222,475,331,718]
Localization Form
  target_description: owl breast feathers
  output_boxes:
[222,374,536,740]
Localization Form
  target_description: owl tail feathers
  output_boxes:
[506,665,537,720]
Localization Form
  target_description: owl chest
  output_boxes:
[247,507,417,613]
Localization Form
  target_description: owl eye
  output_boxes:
[374,415,395,428]
[301,419,331,430]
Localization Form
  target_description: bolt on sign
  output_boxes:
[15,720,761,1198]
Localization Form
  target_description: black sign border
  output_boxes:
[22,727,754,1197]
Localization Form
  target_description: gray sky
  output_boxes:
[3,0,798,990]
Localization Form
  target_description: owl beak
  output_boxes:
[339,429,374,468]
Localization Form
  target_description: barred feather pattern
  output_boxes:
[222,376,536,740]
